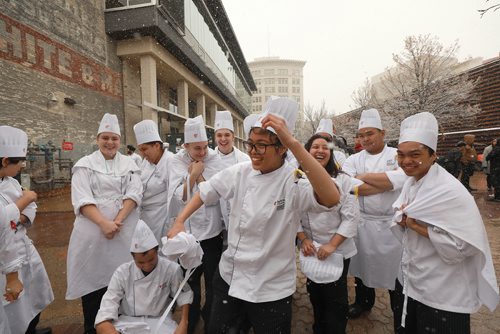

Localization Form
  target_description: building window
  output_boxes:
[292,87,300,93]
[264,78,275,85]
[252,70,261,76]
[254,79,261,85]
[278,86,288,93]
[292,69,301,76]
[277,78,288,84]
[292,78,300,85]
[265,87,275,93]
[293,96,300,103]
[264,69,275,75]
[257,88,262,94]
[278,69,288,75]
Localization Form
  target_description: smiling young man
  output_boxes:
[391,112,499,334]
[341,109,407,320]
[167,97,340,333]
[166,115,225,334]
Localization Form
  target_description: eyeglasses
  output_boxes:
[243,141,280,155]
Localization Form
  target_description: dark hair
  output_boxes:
[301,134,341,177]
[127,145,136,151]
[142,141,164,148]
[0,157,26,169]
[248,127,287,160]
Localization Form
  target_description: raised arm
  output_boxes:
[167,192,204,238]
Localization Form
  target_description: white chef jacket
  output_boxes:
[215,147,250,228]
[392,164,499,314]
[66,151,143,299]
[0,203,22,334]
[199,161,338,303]
[95,256,193,332]
[299,173,359,259]
[167,148,224,241]
[139,151,171,242]
[0,177,54,333]
[130,152,143,168]
[342,146,408,289]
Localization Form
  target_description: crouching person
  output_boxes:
[95,220,193,334]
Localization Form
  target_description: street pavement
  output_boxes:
[26,172,500,333]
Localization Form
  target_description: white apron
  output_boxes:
[343,147,404,289]
[0,177,54,333]
[66,151,142,299]
[139,151,170,242]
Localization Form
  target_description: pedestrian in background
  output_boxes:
[0,126,54,334]
[392,112,499,333]
[297,133,359,333]
[482,138,497,198]
[486,138,500,202]
[459,134,477,191]
[66,113,142,334]
[126,144,143,167]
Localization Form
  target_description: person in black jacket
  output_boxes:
[486,138,500,202]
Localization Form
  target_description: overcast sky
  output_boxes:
[222,0,500,115]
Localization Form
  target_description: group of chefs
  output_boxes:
[1,96,498,334]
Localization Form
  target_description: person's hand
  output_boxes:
[95,320,119,334]
[4,274,23,302]
[300,238,315,257]
[21,190,37,203]
[317,244,336,261]
[100,219,120,239]
[189,161,204,180]
[167,219,186,239]
[260,114,296,149]
[397,213,408,228]
[174,319,188,334]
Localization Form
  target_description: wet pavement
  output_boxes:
[26,173,500,333]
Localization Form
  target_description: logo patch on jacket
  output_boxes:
[274,199,285,210]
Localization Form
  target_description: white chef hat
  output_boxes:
[214,110,234,132]
[97,113,121,136]
[130,220,159,253]
[184,115,208,144]
[399,112,438,151]
[315,118,334,137]
[0,126,28,157]
[134,120,161,145]
[161,232,204,270]
[358,108,383,130]
[243,96,298,136]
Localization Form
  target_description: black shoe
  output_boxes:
[35,328,52,334]
[348,303,370,319]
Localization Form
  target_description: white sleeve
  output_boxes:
[199,165,238,206]
[341,155,357,177]
[94,266,127,325]
[71,167,98,216]
[123,171,143,206]
[386,168,408,191]
[294,178,340,214]
[336,175,359,238]
[428,226,479,264]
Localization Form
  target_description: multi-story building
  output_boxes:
[248,57,306,115]
[0,0,255,189]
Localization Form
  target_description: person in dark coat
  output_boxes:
[486,138,500,202]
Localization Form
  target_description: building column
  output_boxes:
[140,55,158,122]
[196,94,206,120]
[207,103,218,127]
[177,80,189,118]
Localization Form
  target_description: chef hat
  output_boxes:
[315,118,334,137]
[130,220,159,253]
[399,112,438,151]
[214,110,234,132]
[0,126,28,157]
[161,232,204,270]
[358,108,383,130]
[134,120,161,145]
[97,113,121,136]
[243,96,298,135]
[184,115,208,144]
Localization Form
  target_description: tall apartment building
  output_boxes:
[247,57,306,115]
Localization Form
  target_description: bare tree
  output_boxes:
[295,100,335,142]
[479,1,500,17]
[374,34,480,138]
[351,77,376,110]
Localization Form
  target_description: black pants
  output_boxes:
[25,313,41,334]
[208,268,292,334]
[306,259,350,334]
[392,280,470,334]
[82,287,107,334]
[460,163,474,189]
[492,169,500,199]
[486,173,493,189]
[188,233,223,334]
[353,277,398,321]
